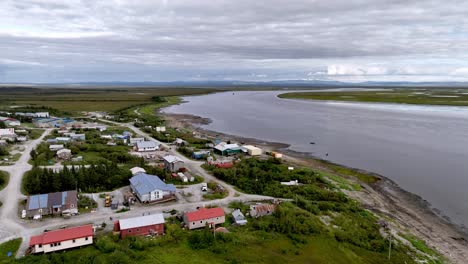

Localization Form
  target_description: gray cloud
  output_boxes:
[0,0,468,82]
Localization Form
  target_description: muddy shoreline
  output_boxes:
[163,110,468,263]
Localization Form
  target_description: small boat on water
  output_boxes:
[309,142,315,145]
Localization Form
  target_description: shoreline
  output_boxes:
[162,110,468,264]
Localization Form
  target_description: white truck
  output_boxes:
[201,183,208,192]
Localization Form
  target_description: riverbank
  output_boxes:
[278,89,468,107]
[162,111,468,264]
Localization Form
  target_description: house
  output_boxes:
[174,138,187,146]
[29,224,93,254]
[155,126,166,132]
[70,133,86,141]
[130,167,146,175]
[49,144,64,151]
[184,207,225,230]
[0,117,21,126]
[35,112,50,118]
[0,128,16,140]
[129,173,176,203]
[57,149,72,161]
[213,142,242,156]
[17,136,27,142]
[114,213,165,238]
[271,151,283,159]
[0,140,7,146]
[25,190,78,218]
[123,131,132,138]
[241,145,262,156]
[100,135,112,139]
[136,141,159,152]
[232,209,247,225]
[129,137,145,145]
[250,203,277,218]
[162,155,185,172]
[55,137,71,143]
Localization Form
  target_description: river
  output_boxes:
[163,90,468,227]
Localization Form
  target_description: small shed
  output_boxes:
[242,145,262,156]
[130,167,146,175]
[232,209,247,225]
[162,155,185,172]
[49,144,64,151]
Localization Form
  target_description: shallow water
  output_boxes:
[164,90,468,227]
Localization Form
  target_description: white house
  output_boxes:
[0,128,16,138]
[129,137,145,145]
[29,225,94,254]
[35,112,50,118]
[49,144,64,151]
[129,173,176,203]
[242,145,262,156]
[136,141,159,152]
[184,207,225,230]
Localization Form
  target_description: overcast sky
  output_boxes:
[1,0,468,83]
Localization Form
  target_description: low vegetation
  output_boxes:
[0,238,21,263]
[278,89,468,106]
[0,171,9,191]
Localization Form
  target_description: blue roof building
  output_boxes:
[129,173,176,203]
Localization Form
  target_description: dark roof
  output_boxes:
[27,190,77,210]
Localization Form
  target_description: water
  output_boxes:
[164,90,468,227]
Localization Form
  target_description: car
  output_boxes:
[201,183,208,192]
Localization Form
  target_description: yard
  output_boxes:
[0,238,21,263]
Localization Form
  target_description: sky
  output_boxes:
[1,0,468,83]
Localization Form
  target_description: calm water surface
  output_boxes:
[164,90,468,227]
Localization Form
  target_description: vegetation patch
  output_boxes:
[0,171,9,191]
[0,238,21,262]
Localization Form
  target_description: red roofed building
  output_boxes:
[183,207,225,230]
[29,225,94,254]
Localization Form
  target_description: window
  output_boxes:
[200,221,202,223]
[39,244,42,248]
[50,244,53,247]
[192,222,195,225]
[58,242,61,246]
[71,204,75,208]
[128,230,132,233]
[72,240,75,243]
[136,228,140,232]
[85,237,89,240]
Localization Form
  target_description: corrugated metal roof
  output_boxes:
[119,214,165,230]
[136,141,158,148]
[130,173,176,196]
[185,207,225,222]
[29,225,93,246]
[163,155,183,163]
[214,142,240,152]
[27,194,48,210]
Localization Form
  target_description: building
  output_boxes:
[35,112,50,118]
[232,209,247,225]
[0,140,7,146]
[57,149,72,161]
[70,133,86,141]
[183,207,225,230]
[29,225,93,254]
[129,173,176,203]
[213,142,242,156]
[174,138,187,146]
[25,190,78,218]
[129,137,145,145]
[250,203,277,218]
[136,141,159,152]
[55,137,71,143]
[49,144,64,151]
[242,145,262,156]
[114,213,165,238]
[130,166,146,175]
[162,155,185,172]
[155,126,166,132]
[280,180,299,186]
[0,117,21,127]
[0,128,16,140]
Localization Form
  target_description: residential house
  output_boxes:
[0,117,20,126]
[213,142,242,156]
[280,180,299,186]
[49,144,64,151]
[250,203,277,218]
[57,149,72,161]
[70,133,86,141]
[232,209,248,225]
[35,112,50,118]
[129,137,145,146]
[184,207,225,230]
[130,167,146,175]
[241,145,262,156]
[55,137,71,143]
[114,214,165,238]
[136,141,159,152]
[0,128,16,141]
[46,139,58,144]
[155,126,166,132]
[29,225,93,254]
[162,155,185,172]
[25,190,78,218]
[129,173,176,203]
[17,136,27,142]
[192,150,210,160]
[174,138,187,146]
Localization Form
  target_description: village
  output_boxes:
[0,110,286,256]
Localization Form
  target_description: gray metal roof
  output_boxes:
[130,173,176,196]
[136,141,158,148]
[163,155,183,163]
[119,213,165,230]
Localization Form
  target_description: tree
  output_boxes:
[0,121,5,129]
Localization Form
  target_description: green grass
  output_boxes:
[318,160,380,184]
[278,89,468,106]
[0,87,216,114]
[27,129,44,140]
[400,234,438,256]
[0,171,9,191]
[0,238,21,262]
[138,97,182,116]
[319,170,362,191]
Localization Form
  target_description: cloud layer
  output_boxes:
[1,0,468,82]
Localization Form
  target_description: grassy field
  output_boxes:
[0,87,216,113]
[278,89,468,106]
[0,238,21,263]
